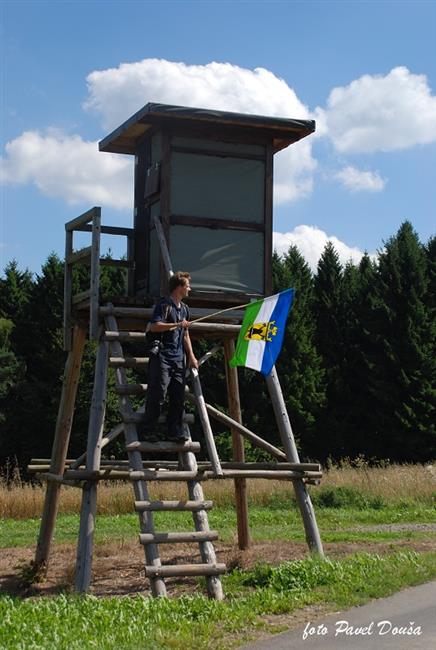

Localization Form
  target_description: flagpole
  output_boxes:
[188,289,291,325]
[188,301,252,325]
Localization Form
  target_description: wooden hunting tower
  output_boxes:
[99,103,315,305]
[32,103,323,600]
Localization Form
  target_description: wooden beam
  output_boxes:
[188,395,287,461]
[153,215,174,279]
[266,366,324,556]
[145,564,226,578]
[171,144,266,161]
[75,224,134,237]
[34,325,87,573]
[264,141,273,295]
[190,368,223,476]
[74,339,109,593]
[223,339,250,549]
[139,531,219,544]
[126,440,200,453]
[67,247,92,266]
[135,500,213,512]
[37,469,322,484]
[133,141,149,294]
[159,132,172,294]
[30,460,321,473]
[65,206,98,231]
[169,214,265,232]
[72,290,91,305]
[51,468,322,481]
[89,208,101,341]
[63,229,74,351]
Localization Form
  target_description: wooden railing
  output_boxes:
[63,207,135,350]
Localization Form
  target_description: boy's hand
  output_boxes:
[188,355,199,369]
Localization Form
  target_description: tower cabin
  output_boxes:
[99,102,315,308]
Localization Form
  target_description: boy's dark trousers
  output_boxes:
[143,353,186,437]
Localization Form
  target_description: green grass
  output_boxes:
[1,503,435,548]
[2,499,435,648]
[1,551,435,650]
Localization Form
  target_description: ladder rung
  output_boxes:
[135,499,213,512]
[130,470,198,481]
[105,331,146,341]
[145,563,226,578]
[124,413,195,425]
[109,357,149,367]
[116,383,148,395]
[139,531,218,545]
[127,441,201,454]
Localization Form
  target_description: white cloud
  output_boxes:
[334,165,386,193]
[0,130,133,209]
[84,58,317,204]
[84,59,309,129]
[322,66,436,153]
[273,225,369,270]
[3,60,435,215]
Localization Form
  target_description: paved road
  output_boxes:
[241,580,436,650]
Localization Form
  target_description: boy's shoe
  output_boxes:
[167,430,190,443]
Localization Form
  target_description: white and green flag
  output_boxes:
[229,289,295,376]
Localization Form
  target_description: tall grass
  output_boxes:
[1,459,434,520]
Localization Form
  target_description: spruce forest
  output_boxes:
[1,221,435,472]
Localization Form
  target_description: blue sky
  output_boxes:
[1,0,435,274]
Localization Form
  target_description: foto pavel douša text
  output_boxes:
[302,620,422,640]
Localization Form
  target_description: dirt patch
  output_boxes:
[1,537,435,600]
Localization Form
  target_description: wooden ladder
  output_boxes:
[103,311,225,599]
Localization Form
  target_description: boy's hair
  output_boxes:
[168,271,191,293]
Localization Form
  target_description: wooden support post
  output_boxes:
[89,208,101,341]
[75,338,109,592]
[34,325,87,573]
[63,229,73,351]
[266,366,324,556]
[190,368,223,476]
[127,234,135,296]
[187,396,287,461]
[223,339,250,549]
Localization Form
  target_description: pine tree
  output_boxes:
[349,253,385,457]
[373,222,435,460]
[312,242,345,459]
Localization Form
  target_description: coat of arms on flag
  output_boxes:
[229,289,295,376]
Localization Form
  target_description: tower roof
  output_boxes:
[99,102,315,155]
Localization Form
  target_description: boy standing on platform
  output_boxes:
[140,271,198,441]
